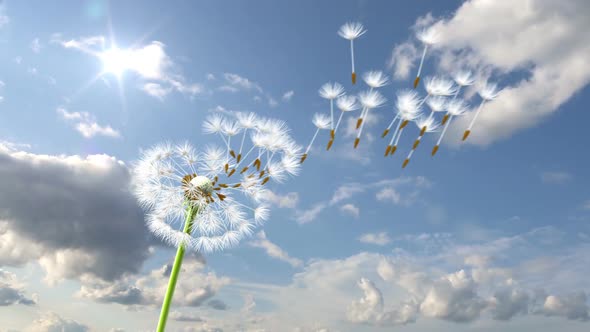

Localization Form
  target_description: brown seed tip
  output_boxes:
[229,150,236,158]
[413,76,420,89]
[237,154,242,163]
[420,126,427,136]
[381,129,390,138]
[261,176,270,185]
[462,130,471,141]
[240,166,249,174]
[356,118,363,129]
[400,120,409,129]
[217,193,226,201]
[254,158,261,171]
[227,169,236,177]
[390,146,397,156]
[385,145,392,156]
[354,137,360,149]
[412,139,421,150]
[352,72,356,85]
[330,129,335,139]
[224,163,229,173]
[326,139,334,151]
[402,159,410,168]
[300,153,308,164]
[233,183,242,188]
[259,170,265,179]
[441,114,450,125]
[431,145,439,156]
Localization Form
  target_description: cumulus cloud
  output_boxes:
[249,231,303,268]
[0,145,150,283]
[56,107,121,139]
[282,90,295,101]
[340,204,359,218]
[141,82,172,101]
[294,203,327,224]
[77,257,229,309]
[408,0,590,146]
[540,292,589,321]
[259,191,299,209]
[221,73,263,93]
[0,269,36,306]
[24,312,89,332]
[359,232,391,246]
[170,311,203,322]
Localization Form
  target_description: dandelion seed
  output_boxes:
[413,27,439,89]
[385,90,422,156]
[440,70,475,126]
[356,71,389,129]
[327,95,359,150]
[301,113,331,163]
[355,90,386,149]
[338,22,367,85]
[402,116,440,168]
[463,82,500,141]
[432,99,469,156]
[319,82,345,136]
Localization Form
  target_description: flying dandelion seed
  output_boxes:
[413,27,439,89]
[355,90,387,149]
[327,95,360,150]
[462,82,500,141]
[385,90,422,156]
[301,113,331,163]
[319,82,345,138]
[432,99,469,156]
[402,115,440,168]
[338,22,367,85]
[132,114,300,332]
[440,70,475,126]
[420,76,457,107]
[356,71,389,129]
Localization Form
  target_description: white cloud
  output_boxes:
[56,107,121,138]
[141,82,172,100]
[294,203,327,224]
[421,0,590,146]
[259,191,299,209]
[207,73,216,80]
[540,171,572,184]
[249,231,303,268]
[24,312,89,332]
[0,269,36,306]
[268,96,278,107]
[340,204,359,218]
[223,73,263,93]
[387,41,419,80]
[359,232,391,246]
[540,293,589,321]
[30,38,41,53]
[282,90,295,101]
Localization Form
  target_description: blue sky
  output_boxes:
[1,0,590,331]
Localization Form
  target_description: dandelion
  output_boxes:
[385,90,422,156]
[319,82,345,138]
[338,22,367,85]
[132,114,300,332]
[402,115,440,168]
[413,27,439,89]
[301,113,331,163]
[462,82,500,141]
[327,95,360,150]
[440,70,475,125]
[432,99,469,156]
[356,71,389,129]
[355,90,386,148]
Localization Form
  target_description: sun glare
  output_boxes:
[99,47,131,77]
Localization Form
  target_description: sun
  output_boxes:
[99,46,131,77]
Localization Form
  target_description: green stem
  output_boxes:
[156,204,198,332]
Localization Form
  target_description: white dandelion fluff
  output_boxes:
[327,95,360,151]
[413,27,440,89]
[338,22,367,84]
[355,90,387,148]
[402,115,441,168]
[301,113,332,163]
[363,70,389,89]
[463,82,501,141]
[424,76,457,97]
[385,90,423,156]
[432,99,471,156]
[319,82,345,133]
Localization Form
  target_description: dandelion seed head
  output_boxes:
[415,116,440,133]
[478,82,500,101]
[446,99,469,116]
[363,71,389,89]
[319,82,345,100]
[425,76,457,96]
[338,22,367,40]
[453,70,475,87]
[336,95,359,112]
[417,27,440,45]
[426,96,447,113]
[313,113,332,130]
[396,90,422,121]
[358,90,387,110]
